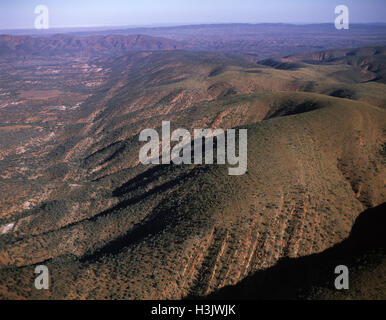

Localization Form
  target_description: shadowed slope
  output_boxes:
[0,47,386,300]
[204,203,386,300]
[1,93,384,299]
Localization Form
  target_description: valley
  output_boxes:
[0,24,385,300]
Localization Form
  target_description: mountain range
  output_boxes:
[0,24,385,300]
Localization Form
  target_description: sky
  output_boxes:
[0,0,385,30]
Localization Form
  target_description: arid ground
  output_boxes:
[0,24,385,300]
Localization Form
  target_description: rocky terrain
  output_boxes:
[0,34,186,59]
[3,23,386,60]
[0,26,385,299]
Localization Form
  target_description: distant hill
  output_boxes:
[2,23,386,60]
[0,45,385,299]
[0,34,187,58]
[282,47,386,83]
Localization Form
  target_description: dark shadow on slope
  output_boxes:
[80,165,196,263]
[361,76,384,84]
[208,66,227,77]
[79,206,172,264]
[259,59,304,70]
[329,88,356,99]
[196,203,386,300]
[264,101,320,120]
[113,164,189,197]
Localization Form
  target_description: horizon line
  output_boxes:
[1,21,386,32]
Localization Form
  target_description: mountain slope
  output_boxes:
[1,92,385,299]
[0,34,186,59]
[0,47,385,300]
[206,203,386,300]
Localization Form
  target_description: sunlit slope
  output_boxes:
[1,93,384,299]
[80,48,386,145]
[1,48,385,299]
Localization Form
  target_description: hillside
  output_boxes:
[282,46,386,83]
[2,23,386,60]
[207,203,386,300]
[0,34,186,59]
[67,23,386,59]
[0,46,385,299]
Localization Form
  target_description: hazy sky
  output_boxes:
[1,0,385,30]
